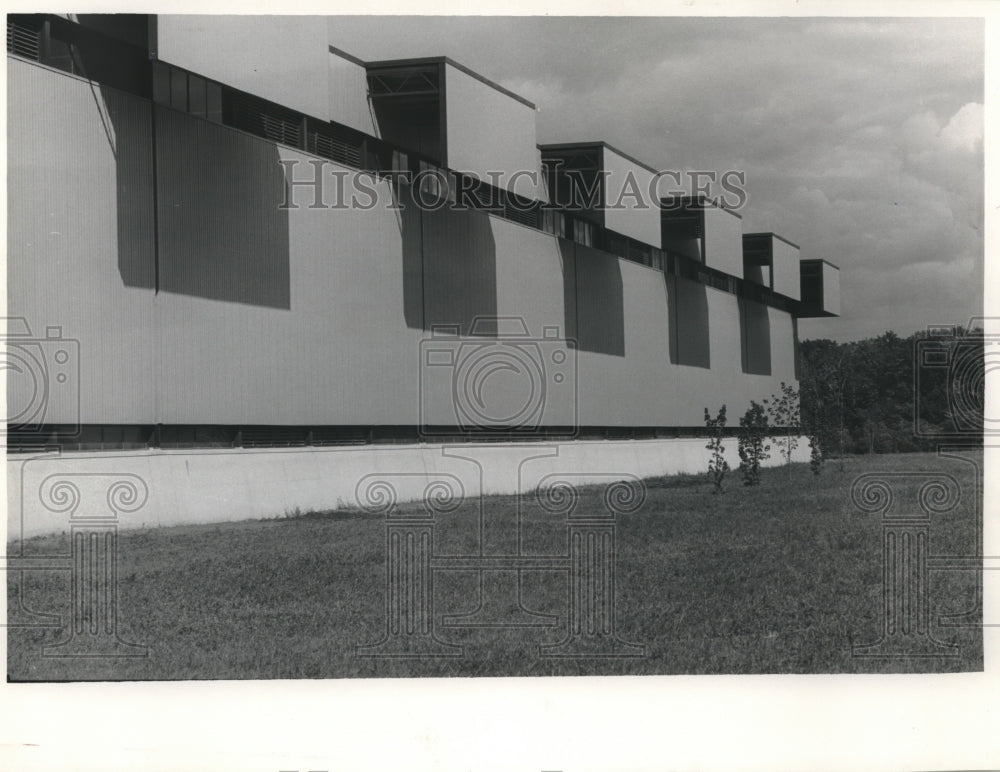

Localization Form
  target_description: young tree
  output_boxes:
[703,405,730,494]
[737,400,770,487]
[766,381,801,472]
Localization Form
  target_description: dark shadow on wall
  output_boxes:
[559,239,578,345]
[669,276,711,369]
[98,85,157,290]
[150,105,291,309]
[412,192,498,337]
[665,274,677,364]
[792,316,800,381]
[398,183,426,330]
[371,99,443,164]
[563,243,625,357]
[739,296,772,376]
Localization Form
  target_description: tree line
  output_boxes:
[798,324,986,457]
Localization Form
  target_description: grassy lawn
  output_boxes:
[7,451,983,680]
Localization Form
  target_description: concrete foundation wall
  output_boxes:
[8,437,812,538]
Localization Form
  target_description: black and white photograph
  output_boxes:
[2,3,996,770]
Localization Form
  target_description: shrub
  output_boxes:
[808,434,824,475]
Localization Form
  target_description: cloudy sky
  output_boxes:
[328,15,984,343]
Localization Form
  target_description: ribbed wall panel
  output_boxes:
[571,265,799,426]
[573,257,673,425]
[10,60,801,431]
[154,148,425,425]
[6,58,158,424]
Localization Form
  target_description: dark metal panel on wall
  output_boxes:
[154,105,292,309]
[571,244,626,357]
[439,60,448,169]
[112,90,158,291]
[672,276,711,369]
[739,296,772,376]
[560,240,579,344]
[419,199,498,336]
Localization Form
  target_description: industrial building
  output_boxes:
[6,14,840,453]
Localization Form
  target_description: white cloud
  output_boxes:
[940,102,984,153]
